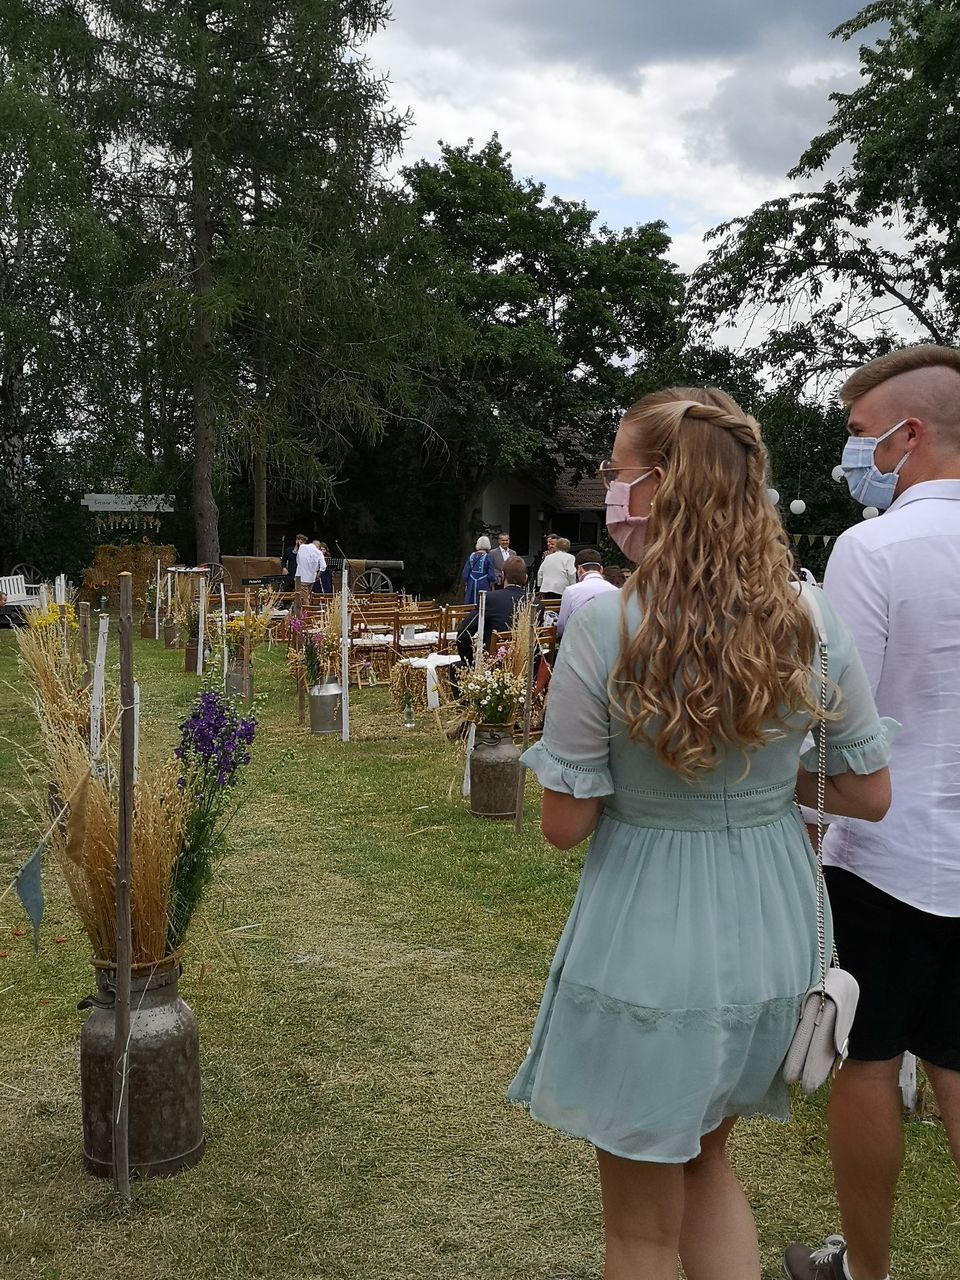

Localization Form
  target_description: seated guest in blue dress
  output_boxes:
[509,386,896,1280]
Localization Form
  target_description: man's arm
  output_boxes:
[822,536,888,696]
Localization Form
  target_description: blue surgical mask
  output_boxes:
[840,419,910,510]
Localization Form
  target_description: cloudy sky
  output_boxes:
[369,1,870,272]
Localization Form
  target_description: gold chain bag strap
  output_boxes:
[781,583,860,1095]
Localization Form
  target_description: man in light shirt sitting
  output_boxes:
[556,548,619,637]
[785,346,960,1280]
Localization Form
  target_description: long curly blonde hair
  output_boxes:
[610,386,821,779]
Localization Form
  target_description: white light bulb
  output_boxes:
[789,499,806,515]
[767,488,780,504]
[862,506,880,520]
[831,464,846,483]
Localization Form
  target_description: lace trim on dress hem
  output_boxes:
[559,977,803,1029]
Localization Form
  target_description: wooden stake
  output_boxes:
[196,573,207,675]
[113,573,135,1200]
[340,567,350,742]
[513,611,538,834]
[243,588,252,701]
[219,584,228,697]
[79,602,92,690]
[154,559,161,640]
[295,602,305,725]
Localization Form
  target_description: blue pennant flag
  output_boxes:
[13,842,45,952]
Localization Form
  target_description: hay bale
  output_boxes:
[82,543,178,606]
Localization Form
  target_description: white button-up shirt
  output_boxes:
[556,571,619,636]
[822,480,960,915]
[296,542,324,584]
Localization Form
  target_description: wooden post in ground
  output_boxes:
[113,572,135,1200]
[243,588,252,701]
[154,559,161,640]
[79,603,92,690]
[295,602,306,726]
[340,568,350,742]
[196,573,207,675]
[513,610,538,834]
[219,584,228,697]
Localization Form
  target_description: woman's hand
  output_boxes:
[541,790,603,850]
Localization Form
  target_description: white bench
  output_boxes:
[0,575,41,607]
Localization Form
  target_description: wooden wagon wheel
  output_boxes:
[352,567,393,594]
[10,561,41,583]
[206,563,224,590]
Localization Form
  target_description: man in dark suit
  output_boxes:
[456,556,537,665]
[488,531,516,587]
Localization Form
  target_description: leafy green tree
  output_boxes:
[689,0,960,393]
[0,27,131,568]
[390,138,686,577]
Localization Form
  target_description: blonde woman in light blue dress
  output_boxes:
[509,388,896,1280]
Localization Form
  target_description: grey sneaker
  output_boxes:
[783,1235,848,1279]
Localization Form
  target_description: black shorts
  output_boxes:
[825,866,960,1071]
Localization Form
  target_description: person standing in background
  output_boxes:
[489,532,515,587]
[281,534,305,591]
[537,536,576,595]
[318,542,333,594]
[295,536,323,601]
[462,536,497,605]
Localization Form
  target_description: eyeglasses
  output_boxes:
[597,460,651,489]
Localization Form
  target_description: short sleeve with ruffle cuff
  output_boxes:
[800,716,901,777]
[520,740,614,798]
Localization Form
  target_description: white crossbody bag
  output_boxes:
[781,583,860,1095]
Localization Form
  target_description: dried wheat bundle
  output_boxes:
[16,615,91,742]
[41,719,188,964]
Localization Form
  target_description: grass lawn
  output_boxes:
[0,629,957,1279]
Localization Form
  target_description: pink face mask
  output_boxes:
[604,472,654,563]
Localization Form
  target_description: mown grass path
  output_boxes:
[0,631,956,1279]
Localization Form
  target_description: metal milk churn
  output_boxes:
[308,679,342,735]
[469,724,521,818]
[79,963,204,1179]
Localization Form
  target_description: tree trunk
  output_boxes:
[190,13,220,565]
[253,448,267,554]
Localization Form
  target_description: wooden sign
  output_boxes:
[81,494,174,513]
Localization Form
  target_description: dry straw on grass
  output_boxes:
[16,607,188,965]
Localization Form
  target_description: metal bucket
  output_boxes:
[469,724,521,819]
[308,680,342,735]
[225,668,253,700]
[79,963,204,1179]
[140,618,156,640]
[184,642,199,673]
[163,620,180,649]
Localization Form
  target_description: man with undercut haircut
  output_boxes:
[785,346,960,1280]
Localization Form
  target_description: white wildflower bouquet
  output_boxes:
[459,659,526,726]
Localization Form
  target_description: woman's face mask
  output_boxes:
[605,471,655,562]
[840,419,910,510]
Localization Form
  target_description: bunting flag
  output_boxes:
[792,533,802,545]
[822,536,833,547]
[807,534,816,546]
[13,841,45,952]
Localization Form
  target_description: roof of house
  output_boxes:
[552,473,606,512]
